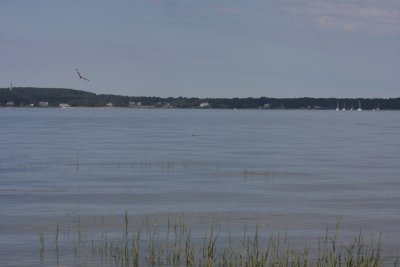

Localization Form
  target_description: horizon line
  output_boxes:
[1,86,399,100]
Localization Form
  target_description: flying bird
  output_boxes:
[76,68,90,81]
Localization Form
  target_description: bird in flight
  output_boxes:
[76,68,90,81]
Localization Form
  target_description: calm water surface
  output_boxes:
[1,108,400,266]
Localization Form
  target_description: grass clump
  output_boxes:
[38,214,399,267]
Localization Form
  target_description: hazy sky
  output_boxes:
[1,0,399,97]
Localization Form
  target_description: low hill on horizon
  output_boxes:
[1,87,399,109]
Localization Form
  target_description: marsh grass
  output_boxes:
[39,232,45,260]
[38,214,399,267]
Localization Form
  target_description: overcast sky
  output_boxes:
[1,0,399,98]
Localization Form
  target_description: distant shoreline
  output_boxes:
[1,87,399,110]
[1,106,399,111]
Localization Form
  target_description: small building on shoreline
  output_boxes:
[199,102,211,108]
[39,101,49,107]
[59,103,71,108]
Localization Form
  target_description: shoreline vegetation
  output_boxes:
[39,213,399,267]
[1,87,400,110]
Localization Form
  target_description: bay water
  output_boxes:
[1,108,399,266]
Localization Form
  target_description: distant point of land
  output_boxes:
[1,87,399,110]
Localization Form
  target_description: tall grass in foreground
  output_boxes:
[39,213,400,267]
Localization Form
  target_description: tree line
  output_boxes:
[1,87,399,109]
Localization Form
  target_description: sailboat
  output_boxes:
[357,101,362,111]
[336,101,340,111]
[342,103,346,111]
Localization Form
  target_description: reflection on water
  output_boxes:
[1,108,400,266]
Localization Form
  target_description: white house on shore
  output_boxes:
[199,102,211,108]
[129,101,142,107]
[39,101,49,107]
[263,103,271,109]
[59,103,71,108]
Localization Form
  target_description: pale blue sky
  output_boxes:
[1,0,399,97]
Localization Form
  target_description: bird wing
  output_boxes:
[76,68,89,81]
[76,68,82,78]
